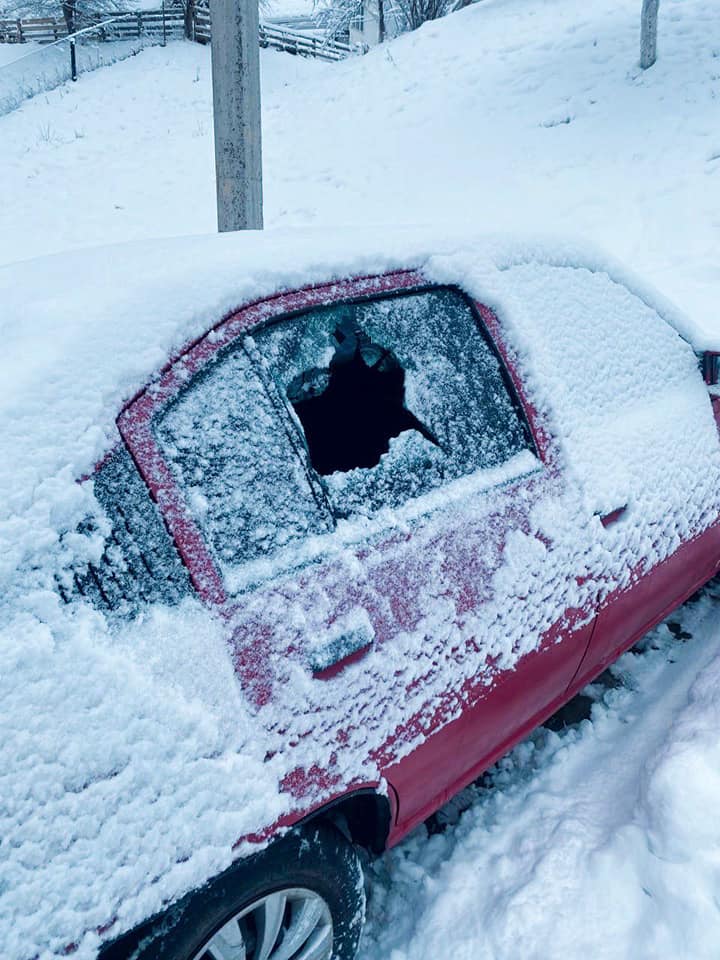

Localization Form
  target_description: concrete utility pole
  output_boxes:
[640,0,659,70]
[210,0,263,231]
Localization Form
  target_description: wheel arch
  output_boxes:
[98,786,392,959]
[301,785,393,855]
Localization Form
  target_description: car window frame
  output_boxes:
[249,284,538,517]
[117,271,551,605]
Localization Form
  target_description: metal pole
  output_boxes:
[640,0,659,69]
[210,0,263,231]
[70,36,77,80]
[161,0,166,46]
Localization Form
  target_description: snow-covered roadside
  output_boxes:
[361,588,720,960]
[1,0,719,330]
[0,42,324,260]
[0,37,160,116]
[0,41,42,66]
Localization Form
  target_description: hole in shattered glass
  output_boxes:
[287,320,438,476]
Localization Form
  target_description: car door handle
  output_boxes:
[597,505,627,528]
[310,625,375,679]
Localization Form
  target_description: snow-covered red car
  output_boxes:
[4,232,720,960]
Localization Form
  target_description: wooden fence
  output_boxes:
[0,8,359,61]
[259,24,352,61]
[0,16,68,42]
[0,10,185,44]
[183,6,355,60]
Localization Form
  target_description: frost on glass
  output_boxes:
[255,288,531,516]
[154,347,333,569]
[69,446,190,613]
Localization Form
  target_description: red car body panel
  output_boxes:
[574,524,720,689]
[111,269,720,861]
[384,613,597,839]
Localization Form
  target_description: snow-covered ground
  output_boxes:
[2,0,720,958]
[0,40,41,65]
[0,37,158,115]
[1,0,719,327]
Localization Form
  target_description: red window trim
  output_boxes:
[117,270,549,606]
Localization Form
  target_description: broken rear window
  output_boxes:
[253,287,532,517]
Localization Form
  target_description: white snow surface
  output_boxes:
[0,41,42,66]
[1,0,719,340]
[2,1,720,959]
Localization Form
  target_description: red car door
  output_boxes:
[119,272,599,836]
[504,262,720,693]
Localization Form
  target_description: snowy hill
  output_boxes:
[1,0,718,332]
[1,1,720,958]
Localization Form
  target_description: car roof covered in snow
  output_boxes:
[0,225,709,575]
[0,224,705,499]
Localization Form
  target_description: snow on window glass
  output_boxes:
[255,288,531,516]
[154,346,333,569]
[68,446,190,613]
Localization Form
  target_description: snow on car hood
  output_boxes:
[1,226,719,960]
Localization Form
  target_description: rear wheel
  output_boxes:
[109,823,364,960]
[193,887,333,960]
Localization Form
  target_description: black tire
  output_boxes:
[103,822,364,960]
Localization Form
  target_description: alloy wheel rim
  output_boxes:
[192,886,334,960]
